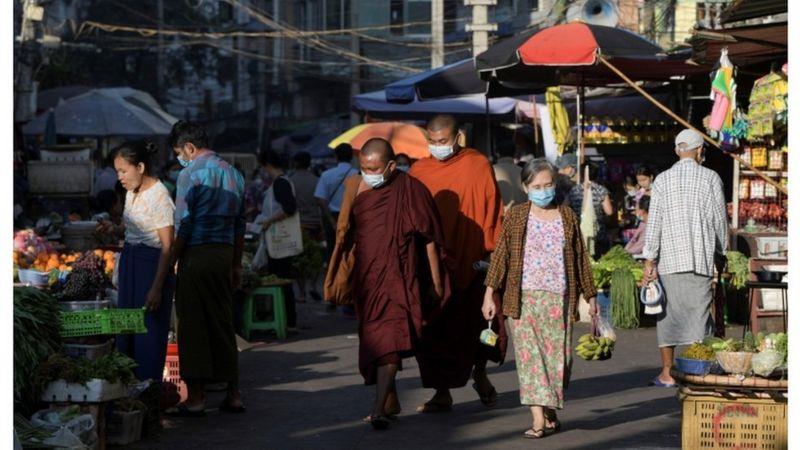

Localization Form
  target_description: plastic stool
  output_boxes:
[242,286,287,340]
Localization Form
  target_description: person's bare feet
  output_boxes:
[385,392,402,416]
[416,390,452,413]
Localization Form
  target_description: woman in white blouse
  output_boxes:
[112,141,176,382]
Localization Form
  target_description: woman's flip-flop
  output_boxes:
[165,403,206,418]
[472,383,498,407]
[648,377,676,388]
[523,428,549,439]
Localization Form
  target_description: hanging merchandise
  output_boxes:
[545,87,572,154]
[746,68,788,140]
[708,48,737,138]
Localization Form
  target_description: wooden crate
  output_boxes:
[681,390,787,449]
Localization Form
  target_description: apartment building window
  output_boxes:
[325,0,351,30]
[531,0,539,12]
[406,0,432,36]
[218,1,234,22]
[390,0,404,35]
[444,0,457,34]
[697,2,728,29]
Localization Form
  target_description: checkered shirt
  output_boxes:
[642,159,729,277]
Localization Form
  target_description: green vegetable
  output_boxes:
[610,268,639,329]
[725,251,750,290]
[14,287,62,415]
[36,352,138,390]
[592,245,644,290]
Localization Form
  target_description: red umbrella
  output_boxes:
[475,22,706,90]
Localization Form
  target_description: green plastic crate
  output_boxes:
[60,308,148,337]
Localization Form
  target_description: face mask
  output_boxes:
[177,155,191,168]
[254,177,264,186]
[626,189,637,197]
[528,187,556,207]
[429,144,454,161]
[362,165,391,189]
[396,165,410,172]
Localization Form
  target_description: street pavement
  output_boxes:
[132,301,697,450]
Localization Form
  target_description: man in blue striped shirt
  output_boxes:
[167,121,246,416]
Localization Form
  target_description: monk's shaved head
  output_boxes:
[361,138,395,164]
[426,114,459,136]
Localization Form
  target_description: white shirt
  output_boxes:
[123,181,175,248]
[642,158,728,277]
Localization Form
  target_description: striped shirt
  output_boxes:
[174,152,246,247]
[642,158,728,277]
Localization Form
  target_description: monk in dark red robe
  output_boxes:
[329,138,448,430]
[409,114,505,412]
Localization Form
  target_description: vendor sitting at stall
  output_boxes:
[624,195,649,257]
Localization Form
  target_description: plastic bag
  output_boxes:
[751,350,784,377]
[595,314,617,342]
[42,428,88,450]
[31,408,96,448]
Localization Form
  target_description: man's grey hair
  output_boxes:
[521,157,558,185]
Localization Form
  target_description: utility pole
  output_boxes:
[465,0,496,56]
[431,0,444,68]
[157,0,165,103]
[15,0,44,122]
[349,0,360,125]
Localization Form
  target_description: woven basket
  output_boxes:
[716,351,754,375]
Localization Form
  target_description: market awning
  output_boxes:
[353,90,518,119]
[689,22,787,68]
[719,0,787,25]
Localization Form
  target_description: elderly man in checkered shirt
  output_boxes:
[641,129,729,388]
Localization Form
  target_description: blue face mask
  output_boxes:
[177,156,191,168]
[528,187,556,207]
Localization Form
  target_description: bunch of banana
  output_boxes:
[575,334,615,360]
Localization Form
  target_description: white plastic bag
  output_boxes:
[31,408,96,448]
[595,314,617,342]
[42,428,89,450]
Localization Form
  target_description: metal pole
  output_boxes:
[576,86,583,185]
[349,0,360,126]
[485,95,491,155]
[431,0,444,68]
[157,0,165,102]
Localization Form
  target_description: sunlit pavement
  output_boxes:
[131,301,700,450]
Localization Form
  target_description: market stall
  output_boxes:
[13,229,164,448]
[670,334,788,449]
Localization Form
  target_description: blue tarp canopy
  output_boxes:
[353,90,517,119]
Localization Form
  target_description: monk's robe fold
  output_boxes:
[409,148,507,389]
[350,172,450,385]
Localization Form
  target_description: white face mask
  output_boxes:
[626,189,637,197]
[429,134,459,161]
[362,164,391,189]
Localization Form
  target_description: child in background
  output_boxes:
[625,195,650,256]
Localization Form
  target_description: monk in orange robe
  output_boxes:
[328,138,449,430]
[410,114,505,412]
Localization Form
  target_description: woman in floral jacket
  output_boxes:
[482,158,597,439]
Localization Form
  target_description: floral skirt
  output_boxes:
[509,290,572,408]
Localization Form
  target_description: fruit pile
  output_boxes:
[575,334,615,361]
[58,252,111,301]
[14,249,116,277]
